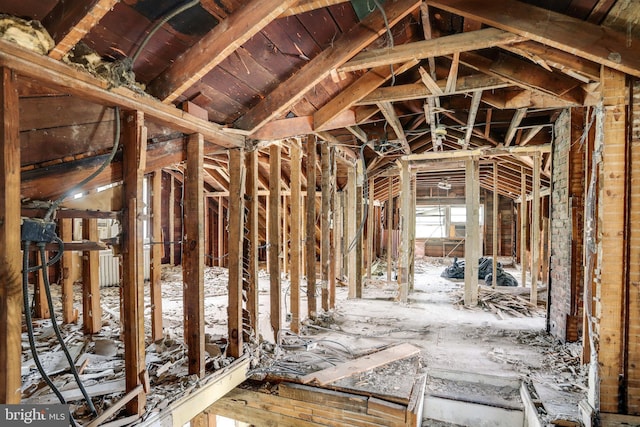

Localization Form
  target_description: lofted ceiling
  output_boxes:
[4,0,640,204]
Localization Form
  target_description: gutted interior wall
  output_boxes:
[549,109,572,341]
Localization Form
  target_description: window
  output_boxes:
[416,204,484,239]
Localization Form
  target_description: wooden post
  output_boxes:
[228,148,245,358]
[399,160,410,303]
[321,141,330,311]
[34,251,51,319]
[520,169,528,287]
[464,156,480,306]
[169,177,175,265]
[334,190,342,283]
[355,160,363,298]
[596,67,627,413]
[329,151,337,309]
[150,171,163,340]
[530,153,541,304]
[269,144,282,336]
[59,218,75,324]
[82,218,101,334]
[122,110,147,414]
[387,177,393,283]
[367,177,375,279]
[282,195,288,275]
[409,174,416,291]
[0,67,21,404]
[290,142,302,332]
[306,138,317,316]
[492,162,498,288]
[183,133,205,377]
[217,197,224,267]
[245,149,259,336]
[347,166,357,298]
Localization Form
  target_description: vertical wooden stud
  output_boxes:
[183,133,205,376]
[122,110,147,414]
[520,170,528,288]
[321,141,331,311]
[306,138,317,315]
[269,144,282,336]
[217,197,224,267]
[0,67,21,404]
[59,218,75,324]
[399,161,411,303]
[355,160,363,298]
[492,162,498,288]
[387,177,393,283]
[150,171,163,341]
[367,177,375,279]
[169,177,175,265]
[290,142,302,332]
[245,149,259,336]
[347,166,357,298]
[82,218,101,333]
[228,148,245,358]
[464,156,480,306]
[530,153,541,304]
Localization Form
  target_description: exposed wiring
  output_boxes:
[45,107,121,222]
[22,241,81,427]
[347,143,369,253]
[131,0,201,65]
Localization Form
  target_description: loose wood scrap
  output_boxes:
[452,287,542,317]
[301,343,421,386]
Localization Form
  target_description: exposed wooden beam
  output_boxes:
[428,0,640,77]
[280,0,350,17]
[305,138,317,315]
[0,40,242,148]
[245,150,259,337]
[464,90,482,148]
[418,66,444,96]
[346,126,368,143]
[43,0,118,60]
[0,68,21,404]
[464,156,480,305]
[315,60,418,131]
[357,74,508,104]
[235,0,421,133]
[505,108,527,146]
[340,28,525,72]
[149,0,298,103]
[519,125,545,146]
[445,52,460,93]
[377,101,410,154]
[502,41,601,83]
[320,141,331,311]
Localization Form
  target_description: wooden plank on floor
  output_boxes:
[301,343,421,386]
[183,133,205,376]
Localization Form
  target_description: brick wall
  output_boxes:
[549,109,572,341]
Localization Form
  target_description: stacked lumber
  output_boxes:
[452,287,542,318]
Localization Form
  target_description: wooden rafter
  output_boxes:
[235,0,421,133]
[463,90,482,148]
[377,101,410,154]
[43,0,119,60]
[149,0,299,103]
[428,0,640,77]
[339,28,525,72]
[505,108,527,146]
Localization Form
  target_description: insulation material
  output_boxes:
[0,14,53,54]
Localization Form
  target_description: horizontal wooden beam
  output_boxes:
[0,39,243,148]
[428,0,640,77]
[404,143,551,163]
[339,28,525,72]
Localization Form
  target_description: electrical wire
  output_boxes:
[22,241,80,427]
[131,0,201,65]
[38,240,98,416]
[347,143,369,253]
[45,107,121,222]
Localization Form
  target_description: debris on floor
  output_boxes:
[451,286,543,318]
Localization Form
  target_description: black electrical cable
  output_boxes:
[38,239,98,417]
[131,0,200,65]
[22,241,80,427]
[45,107,121,222]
